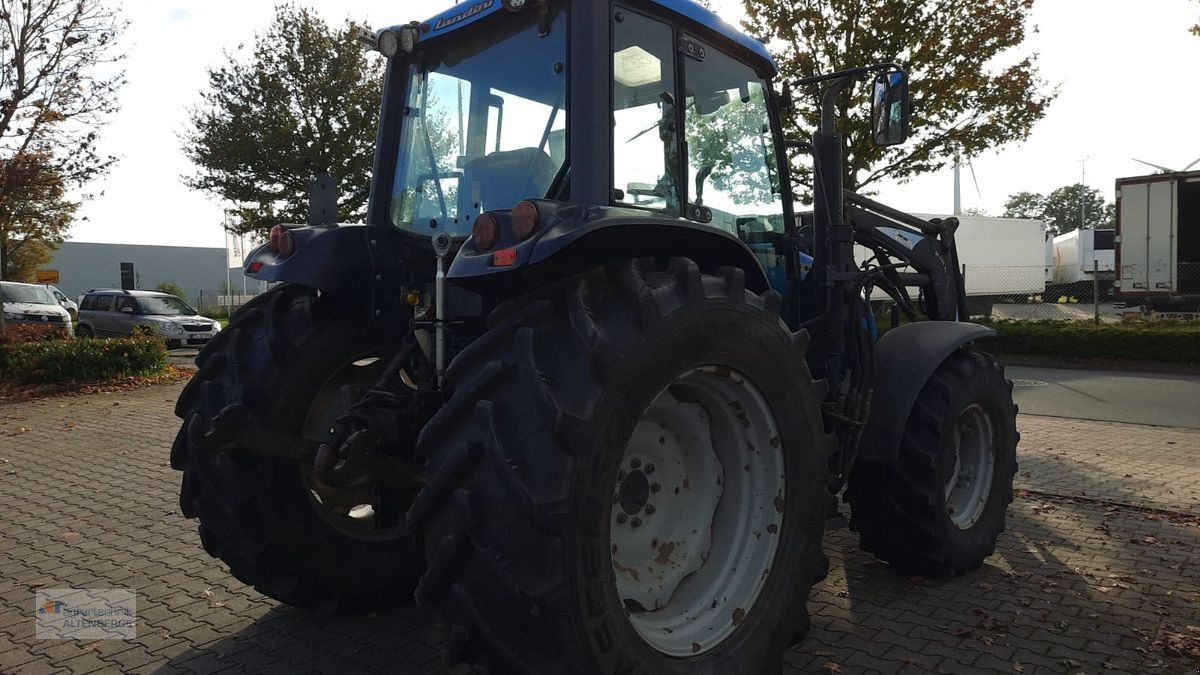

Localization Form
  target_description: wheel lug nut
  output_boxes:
[645,463,655,474]
[631,517,642,528]
[630,458,641,469]
[617,513,628,524]
[650,482,661,493]
[644,504,655,515]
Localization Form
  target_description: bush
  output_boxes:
[0,323,70,345]
[0,336,168,384]
[976,320,1200,363]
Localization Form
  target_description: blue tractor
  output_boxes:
[172,1,1018,671]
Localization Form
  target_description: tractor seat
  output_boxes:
[467,148,558,212]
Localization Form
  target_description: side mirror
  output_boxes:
[870,70,910,147]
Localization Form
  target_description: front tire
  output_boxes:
[845,349,1018,576]
[407,259,830,673]
[171,285,424,613]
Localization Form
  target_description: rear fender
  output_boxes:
[447,204,772,296]
[243,224,415,328]
[856,321,997,463]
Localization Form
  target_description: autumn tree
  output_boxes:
[742,0,1055,198]
[0,152,77,280]
[0,0,124,337]
[183,5,385,237]
[1003,184,1114,236]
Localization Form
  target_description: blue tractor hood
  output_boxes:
[412,0,776,73]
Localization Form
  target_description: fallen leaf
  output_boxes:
[62,531,80,538]
[1013,662,1024,672]
[821,662,841,674]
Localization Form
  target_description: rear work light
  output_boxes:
[269,225,296,258]
[472,213,500,250]
[512,200,539,240]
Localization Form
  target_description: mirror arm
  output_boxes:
[793,62,904,89]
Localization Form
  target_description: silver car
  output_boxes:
[46,285,79,321]
[1,281,74,335]
[76,289,221,348]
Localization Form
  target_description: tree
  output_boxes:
[0,0,124,338]
[0,152,77,280]
[741,0,1056,198]
[1002,191,1046,221]
[1,239,54,282]
[1002,184,1114,236]
[1041,184,1114,234]
[183,5,384,237]
[155,281,187,302]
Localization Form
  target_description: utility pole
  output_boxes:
[1079,157,1089,230]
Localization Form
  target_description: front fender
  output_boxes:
[856,321,997,463]
[447,204,772,295]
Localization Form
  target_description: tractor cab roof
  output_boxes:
[412,0,776,75]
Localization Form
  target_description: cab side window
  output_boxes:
[681,41,785,270]
[612,8,679,214]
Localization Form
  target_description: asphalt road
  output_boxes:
[1007,365,1200,429]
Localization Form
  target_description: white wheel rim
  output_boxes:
[610,366,786,656]
[945,403,996,529]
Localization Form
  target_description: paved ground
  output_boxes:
[1,382,1198,674]
[1008,366,1200,429]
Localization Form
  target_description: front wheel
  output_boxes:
[408,259,830,673]
[845,349,1018,576]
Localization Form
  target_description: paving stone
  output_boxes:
[2,384,1199,674]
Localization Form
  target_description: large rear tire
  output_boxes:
[845,349,1018,576]
[407,259,830,674]
[171,285,424,613]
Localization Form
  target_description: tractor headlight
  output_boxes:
[399,25,419,54]
[376,29,399,58]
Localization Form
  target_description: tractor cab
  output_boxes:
[368,0,797,291]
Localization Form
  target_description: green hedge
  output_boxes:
[0,336,169,384]
[976,320,1200,363]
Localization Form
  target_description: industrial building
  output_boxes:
[39,241,255,311]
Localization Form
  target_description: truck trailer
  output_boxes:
[873,214,1047,314]
[1046,228,1115,302]
[1115,171,1200,306]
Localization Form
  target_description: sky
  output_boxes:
[68,0,1200,248]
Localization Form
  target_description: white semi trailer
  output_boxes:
[803,211,1048,314]
[1045,228,1115,301]
[934,214,1048,299]
[1115,170,1200,306]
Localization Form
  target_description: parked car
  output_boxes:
[1,281,74,335]
[45,285,78,321]
[76,289,221,348]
